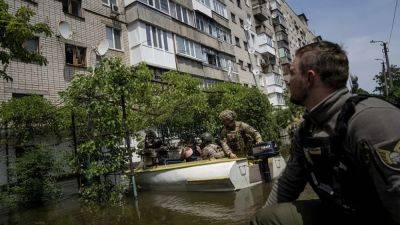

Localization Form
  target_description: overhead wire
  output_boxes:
[388,0,399,46]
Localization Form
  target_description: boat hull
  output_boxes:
[135,156,286,192]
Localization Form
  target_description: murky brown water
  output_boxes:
[1,182,272,225]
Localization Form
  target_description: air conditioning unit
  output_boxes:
[111,4,119,14]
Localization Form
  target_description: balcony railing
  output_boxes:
[252,0,270,22]
[255,25,273,36]
[272,15,287,28]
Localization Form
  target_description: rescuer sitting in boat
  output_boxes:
[200,132,225,160]
[179,138,202,162]
[142,130,164,167]
[219,110,263,158]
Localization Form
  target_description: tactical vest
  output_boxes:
[297,95,386,214]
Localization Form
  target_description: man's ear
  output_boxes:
[306,70,317,87]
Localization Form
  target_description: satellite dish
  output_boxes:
[252,69,260,76]
[248,48,256,54]
[58,21,73,39]
[95,39,109,56]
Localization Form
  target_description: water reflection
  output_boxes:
[2,182,272,225]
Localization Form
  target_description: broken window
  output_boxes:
[65,44,86,67]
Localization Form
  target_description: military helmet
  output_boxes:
[219,110,237,121]
[201,132,213,144]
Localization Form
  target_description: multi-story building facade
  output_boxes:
[0,0,317,107]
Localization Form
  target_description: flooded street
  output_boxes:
[1,182,272,225]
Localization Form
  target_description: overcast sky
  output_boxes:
[285,0,399,92]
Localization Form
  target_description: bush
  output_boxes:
[2,146,61,208]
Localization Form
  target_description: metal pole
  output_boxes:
[121,93,136,198]
[71,110,81,190]
[5,124,10,184]
[382,62,389,97]
[382,42,393,90]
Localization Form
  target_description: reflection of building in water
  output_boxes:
[143,183,269,223]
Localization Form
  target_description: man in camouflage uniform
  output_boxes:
[219,110,263,158]
[142,130,163,167]
[200,132,225,159]
[251,41,400,225]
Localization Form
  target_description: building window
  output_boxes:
[196,13,232,44]
[235,37,240,47]
[236,0,241,8]
[106,27,122,50]
[213,0,227,18]
[63,0,82,17]
[145,24,169,51]
[65,44,86,67]
[23,37,39,53]
[243,41,248,51]
[239,18,244,27]
[239,60,244,70]
[139,0,169,13]
[170,2,194,26]
[248,63,252,71]
[197,0,211,8]
[176,36,202,60]
[102,0,117,6]
[231,13,236,23]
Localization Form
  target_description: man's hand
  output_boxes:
[229,153,237,159]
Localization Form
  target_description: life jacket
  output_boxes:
[297,95,395,214]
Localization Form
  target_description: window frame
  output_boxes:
[106,26,122,50]
[102,0,117,7]
[63,0,83,18]
[22,37,40,54]
[145,24,169,52]
[65,44,87,68]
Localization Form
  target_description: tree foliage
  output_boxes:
[61,58,153,203]
[1,146,61,208]
[0,96,64,208]
[374,65,400,104]
[0,0,52,81]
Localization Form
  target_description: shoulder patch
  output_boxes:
[376,139,400,171]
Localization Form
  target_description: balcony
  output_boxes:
[193,0,213,18]
[256,34,276,56]
[255,25,273,36]
[251,0,270,22]
[277,40,289,49]
[276,31,288,43]
[272,15,287,28]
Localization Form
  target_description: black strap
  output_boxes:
[334,95,369,144]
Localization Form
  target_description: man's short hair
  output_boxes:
[295,41,349,88]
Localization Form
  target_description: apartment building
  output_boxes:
[0,0,317,107]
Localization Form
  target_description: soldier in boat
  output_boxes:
[200,132,225,160]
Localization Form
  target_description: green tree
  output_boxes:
[61,58,153,203]
[374,65,400,104]
[1,146,61,208]
[148,71,209,141]
[206,82,280,141]
[0,0,52,81]
[0,96,63,207]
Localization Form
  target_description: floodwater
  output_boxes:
[1,181,272,225]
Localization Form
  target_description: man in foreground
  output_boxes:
[251,41,400,225]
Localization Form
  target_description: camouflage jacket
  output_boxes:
[220,121,262,156]
[201,143,225,159]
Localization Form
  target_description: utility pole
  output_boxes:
[371,40,393,91]
[375,58,389,97]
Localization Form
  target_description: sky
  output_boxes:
[285,0,399,92]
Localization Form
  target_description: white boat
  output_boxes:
[134,156,286,192]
